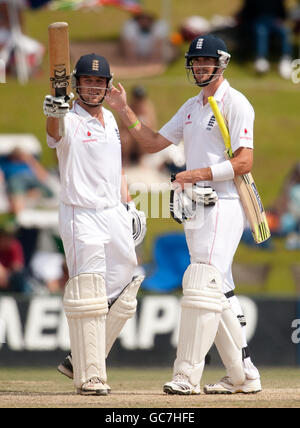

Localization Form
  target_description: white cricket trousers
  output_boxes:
[184,198,246,294]
[59,201,137,302]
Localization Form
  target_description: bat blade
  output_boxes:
[235,173,271,243]
[48,22,70,98]
[208,96,271,244]
[48,22,70,136]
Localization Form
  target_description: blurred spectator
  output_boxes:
[119,85,186,189]
[120,12,169,63]
[179,16,211,42]
[0,0,23,30]
[0,148,54,215]
[170,15,237,54]
[238,0,293,79]
[29,251,68,294]
[0,0,45,79]
[289,1,300,57]
[119,85,158,166]
[0,227,31,293]
[27,0,51,8]
[0,167,9,213]
[267,162,300,249]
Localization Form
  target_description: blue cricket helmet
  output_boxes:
[185,34,230,68]
[71,54,113,106]
[73,54,112,80]
[185,34,231,87]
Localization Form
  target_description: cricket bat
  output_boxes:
[208,96,271,244]
[48,22,70,136]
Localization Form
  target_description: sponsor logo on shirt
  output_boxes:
[240,128,252,140]
[82,139,98,143]
[82,130,97,143]
[206,114,216,131]
[185,113,192,125]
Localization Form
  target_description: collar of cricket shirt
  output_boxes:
[212,79,230,103]
[73,100,106,123]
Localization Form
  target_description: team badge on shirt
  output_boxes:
[115,128,121,141]
[206,114,216,131]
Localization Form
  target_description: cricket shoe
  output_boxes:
[58,353,111,393]
[163,374,201,395]
[57,353,73,379]
[203,376,262,394]
[77,377,109,396]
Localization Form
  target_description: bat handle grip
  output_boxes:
[59,117,65,137]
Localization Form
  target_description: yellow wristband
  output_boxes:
[128,119,140,129]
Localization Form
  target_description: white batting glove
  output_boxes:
[170,187,195,224]
[170,176,218,224]
[185,184,218,206]
[43,93,74,118]
[126,201,147,247]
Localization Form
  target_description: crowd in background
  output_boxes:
[0,144,65,294]
[2,0,300,79]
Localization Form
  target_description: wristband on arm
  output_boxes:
[128,119,140,129]
[210,160,234,181]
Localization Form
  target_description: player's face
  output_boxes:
[78,75,108,105]
[191,57,218,84]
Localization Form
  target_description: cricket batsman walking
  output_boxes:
[106,34,262,395]
[44,53,145,395]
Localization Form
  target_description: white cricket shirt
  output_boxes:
[47,102,122,210]
[159,79,255,198]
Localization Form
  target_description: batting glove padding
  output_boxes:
[185,184,218,207]
[43,93,74,118]
[126,201,147,247]
[170,182,218,224]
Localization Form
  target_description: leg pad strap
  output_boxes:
[105,275,144,356]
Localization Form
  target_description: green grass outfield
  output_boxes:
[0,367,299,408]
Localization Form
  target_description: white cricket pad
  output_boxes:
[174,263,223,386]
[105,275,144,356]
[63,273,108,389]
[214,298,246,386]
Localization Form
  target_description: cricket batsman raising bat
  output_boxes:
[43,23,146,395]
